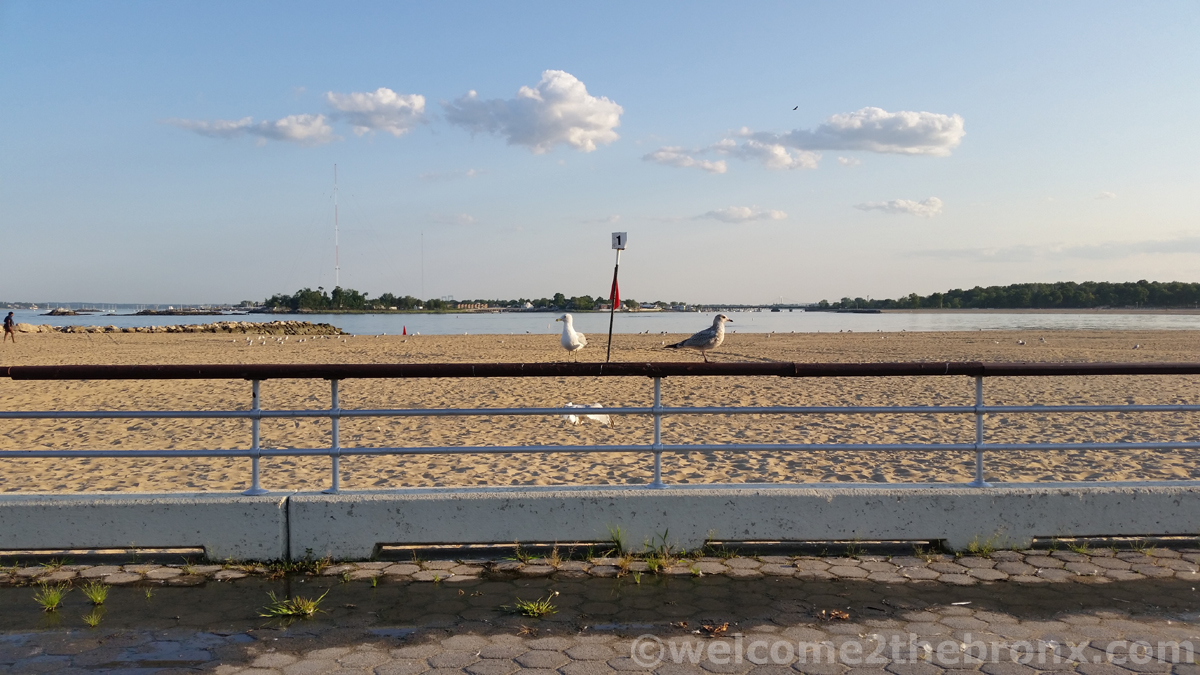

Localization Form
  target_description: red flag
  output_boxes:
[609,277,620,308]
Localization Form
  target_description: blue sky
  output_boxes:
[1,1,1198,304]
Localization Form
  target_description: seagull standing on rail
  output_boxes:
[556,313,587,361]
[665,314,732,362]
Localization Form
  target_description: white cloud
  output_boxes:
[1097,191,1117,200]
[326,87,425,137]
[854,197,944,217]
[583,214,623,224]
[443,70,623,153]
[837,156,861,166]
[698,206,788,223]
[714,138,819,170]
[642,147,727,173]
[250,114,335,145]
[167,114,335,145]
[166,117,255,138]
[753,107,965,156]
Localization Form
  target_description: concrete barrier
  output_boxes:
[288,483,1200,559]
[0,493,290,561]
[4,484,1198,561]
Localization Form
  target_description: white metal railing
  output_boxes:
[4,362,1200,494]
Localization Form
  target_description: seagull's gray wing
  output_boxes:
[679,325,719,347]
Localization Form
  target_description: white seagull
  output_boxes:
[556,313,587,361]
[665,314,733,362]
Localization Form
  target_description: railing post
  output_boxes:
[650,376,665,488]
[242,379,268,496]
[969,375,992,487]
[323,379,341,494]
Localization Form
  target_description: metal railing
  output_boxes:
[5,362,1200,495]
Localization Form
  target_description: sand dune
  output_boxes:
[1,329,1199,492]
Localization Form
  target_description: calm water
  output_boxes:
[11,308,1200,335]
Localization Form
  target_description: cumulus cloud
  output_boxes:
[713,138,818,170]
[443,70,623,153]
[642,147,726,173]
[326,87,425,137]
[837,156,861,166]
[167,114,336,145]
[697,206,787,223]
[761,107,965,156]
[1097,191,1117,200]
[854,197,944,217]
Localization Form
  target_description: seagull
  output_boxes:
[792,106,798,110]
[556,313,587,360]
[665,314,732,362]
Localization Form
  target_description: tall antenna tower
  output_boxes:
[333,164,340,287]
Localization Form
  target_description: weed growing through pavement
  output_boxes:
[39,557,72,571]
[510,542,533,563]
[260,590,329,619]
[81,581,108,605]
[1068,540,1092,555]
[606,525,627,555]
[966,534,999,557]
[264,555,333,580]
[34,584,69,612]
[505,591,559,618]
[144,588,154,599]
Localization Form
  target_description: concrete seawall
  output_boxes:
[3,484,1198,561]
[0,493,290,561]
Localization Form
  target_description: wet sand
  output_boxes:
[1,329,1199,492]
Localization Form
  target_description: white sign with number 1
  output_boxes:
[612,232,627,250]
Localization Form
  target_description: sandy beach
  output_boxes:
[2,329,1199,493]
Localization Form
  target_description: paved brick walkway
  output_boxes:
[2,567,1199,674]
[6,547,1198,587]
[2,600,1199,674]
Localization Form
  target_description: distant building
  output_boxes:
[522,302,534,309]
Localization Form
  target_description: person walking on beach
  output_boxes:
[3,312,15,343]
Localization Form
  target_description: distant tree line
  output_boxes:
[818,281,1200,310]
[261,287,693,312]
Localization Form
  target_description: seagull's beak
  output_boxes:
[555,318,562,322]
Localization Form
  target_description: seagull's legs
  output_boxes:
[702,351,708,363]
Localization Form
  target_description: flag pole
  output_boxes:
[606,247,621,363]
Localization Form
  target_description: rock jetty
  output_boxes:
[14,320,344,335]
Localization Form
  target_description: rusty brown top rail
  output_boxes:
[7,361,1200,380]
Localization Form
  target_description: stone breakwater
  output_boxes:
[11,320,344,336]
[5,547,1198,586]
